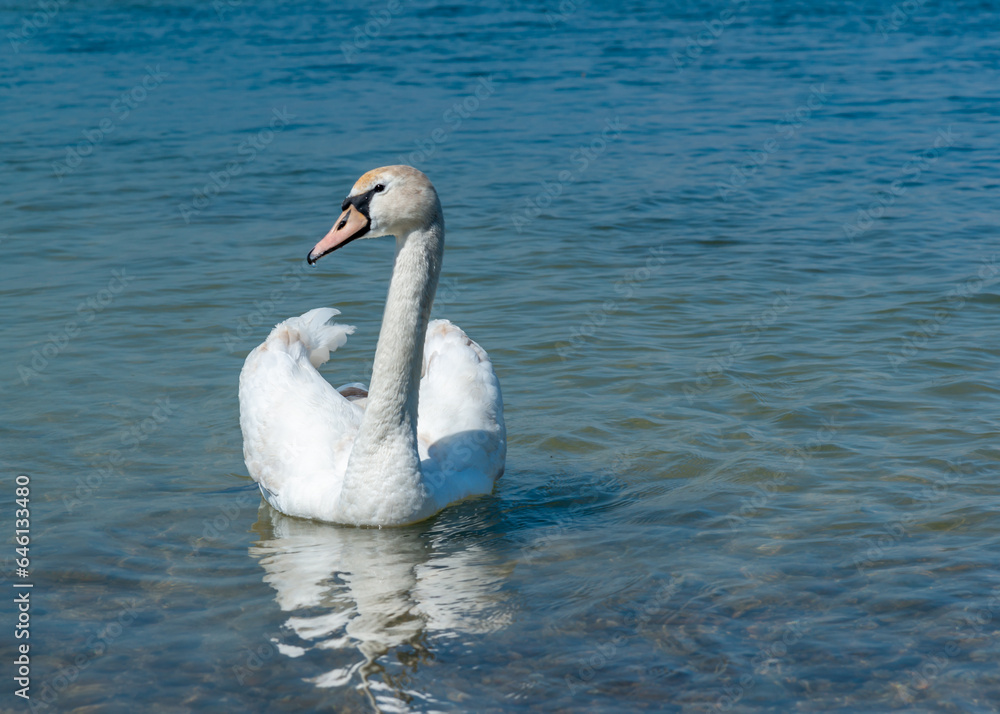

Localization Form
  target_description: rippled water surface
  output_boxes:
[2,1,999,712]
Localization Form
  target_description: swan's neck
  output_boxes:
[339,217,444,522]
[367,220,442,433]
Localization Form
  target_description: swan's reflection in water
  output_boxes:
[249,504,512,706]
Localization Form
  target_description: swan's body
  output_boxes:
[239,166,505,526]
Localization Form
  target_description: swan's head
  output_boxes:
[307,165,441,265]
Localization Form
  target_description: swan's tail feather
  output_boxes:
[267,307,355,368]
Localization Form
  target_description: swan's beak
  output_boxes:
[307,206,370,265]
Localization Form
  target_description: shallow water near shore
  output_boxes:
[2,1,999,712]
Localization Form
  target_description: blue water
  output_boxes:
[2,1,999,711]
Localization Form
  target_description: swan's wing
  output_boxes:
[239,308,363,518]
[417,320,506,504]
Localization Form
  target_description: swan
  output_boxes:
[239,165,506,526]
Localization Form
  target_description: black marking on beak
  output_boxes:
[306,185,381,265]
[342,185,379,220]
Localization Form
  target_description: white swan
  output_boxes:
[239,165,506,526]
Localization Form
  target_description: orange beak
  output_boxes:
[307,206,371,265]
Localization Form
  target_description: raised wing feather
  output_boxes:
[239,308,363,517]
[417,320,506,505]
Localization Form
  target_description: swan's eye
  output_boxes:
[373,183,385,193]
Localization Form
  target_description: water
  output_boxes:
[2,0,999,711]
